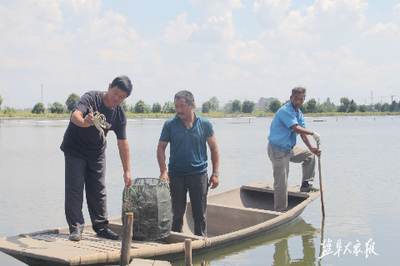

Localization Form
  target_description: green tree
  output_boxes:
[202,101,214,113]
[349,100,357,113]
[50,101,65,114]
[269,99,281,113]
[381,103,389,112]
[223,101,233,113]
[120,100,128,112]
[32,102,45,114]
[374,103,381,112]
[337,97,350,112]
[318,98,335,112]
[162,101,175,113]
[134,100,147,113]
[0,94,3,110]
[65,93,80,112]
[209,96,219,111]
[152,103,162,113]
[307,98,317,113]
[232,100,242,113]
[242,100,255,113]
[358,105,367,112]
[299,102,308,113]
[389,101,398,112]
[3,106,16,114]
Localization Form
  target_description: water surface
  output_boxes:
[0,116,398,265]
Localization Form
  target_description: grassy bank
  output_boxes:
[1,110,399,119]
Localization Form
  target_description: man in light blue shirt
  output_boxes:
[267,87,322,212]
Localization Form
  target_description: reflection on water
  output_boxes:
[171,218,320,266]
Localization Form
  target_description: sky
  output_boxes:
[0,0,399,109]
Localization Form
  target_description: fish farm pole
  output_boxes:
[120,212,133,266]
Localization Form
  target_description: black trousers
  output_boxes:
[169,172,208,237]
[64,153,108,233]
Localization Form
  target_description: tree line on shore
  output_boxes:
[0,93,399,116]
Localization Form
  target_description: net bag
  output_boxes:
[122,178,172,240]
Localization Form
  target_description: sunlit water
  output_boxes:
[0,116,399,265]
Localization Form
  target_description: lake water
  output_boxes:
[0,115,399,265]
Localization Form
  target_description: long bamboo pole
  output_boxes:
[317,143,325,217]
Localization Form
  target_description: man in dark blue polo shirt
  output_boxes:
[157,90,219,237]
[267,87,322,212]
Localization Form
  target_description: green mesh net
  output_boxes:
[122,178,172,240]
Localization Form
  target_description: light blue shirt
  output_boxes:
[268,102,306,151]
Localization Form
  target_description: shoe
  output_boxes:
[96,228,119,240]
[300,184,320,192]
[69,231,82,241]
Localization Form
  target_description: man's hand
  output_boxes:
[310,147,322,158]
[124,171,132,187]
[84,113,95,127]
[208,174,219,189]
[159,171,170,183]
[312,132,321,145]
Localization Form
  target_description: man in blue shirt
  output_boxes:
[267,87,322,212]
[157,90,219,236]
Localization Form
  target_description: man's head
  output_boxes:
[105,75,133,108]
[174,90,194,120]
[290,86,306,110]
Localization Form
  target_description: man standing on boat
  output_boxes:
[157,90,219,237]
[267,86,322,212]
[60,75,133,241]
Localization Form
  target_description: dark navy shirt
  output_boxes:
[268,101,306,151]
[60,91,127,161]
[159,112,214,176]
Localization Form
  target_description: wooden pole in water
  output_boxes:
[185,238,193,266]
[317,143,325,217]
[120,212,133,266]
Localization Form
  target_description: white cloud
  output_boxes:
[362,4,400,42]
[254,0,368,44]
[396,4,400,21]
[191,0,244,12]
[363,22,399,40]
[60,0,101,15]
[189,11,237,44]
[305,0,368,30]
[227,40,273,63]
[162,12,198,45]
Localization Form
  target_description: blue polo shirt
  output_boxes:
[159,112,214,176]
[268,102,306,151]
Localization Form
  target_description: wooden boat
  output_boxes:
[0,181,320,266]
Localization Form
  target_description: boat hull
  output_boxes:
[0,181,320,265]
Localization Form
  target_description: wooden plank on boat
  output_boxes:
[130,258,172,265]
[241,181,311,198]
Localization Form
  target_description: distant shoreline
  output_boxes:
[1,111,399,120]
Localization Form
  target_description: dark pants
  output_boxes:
[64,154,108,234]
[169,172,208,237]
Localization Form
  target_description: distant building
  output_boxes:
[255,97,277,111]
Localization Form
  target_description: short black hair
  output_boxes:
[174,90,194,106]
[291,86,306,97]
[111,75,133,97]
